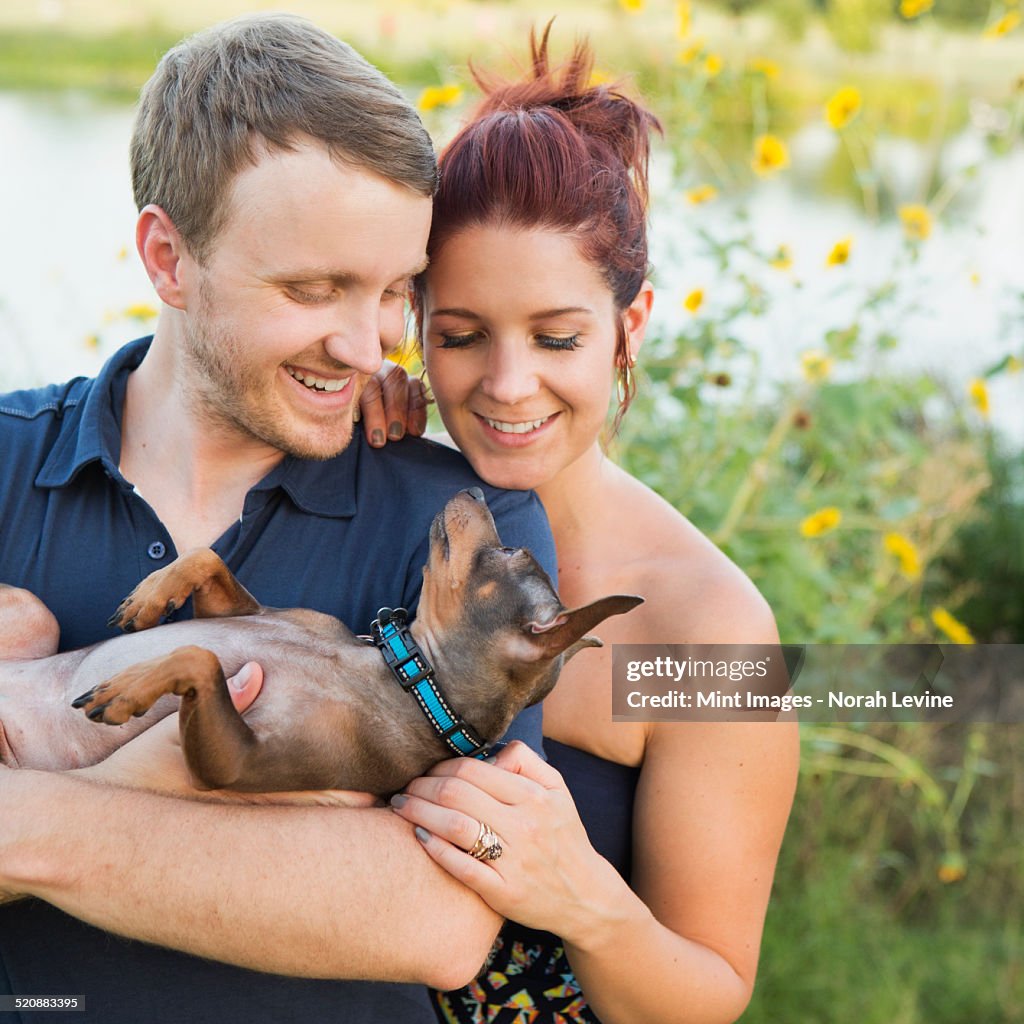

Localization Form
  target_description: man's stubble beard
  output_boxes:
[182,284,358,462]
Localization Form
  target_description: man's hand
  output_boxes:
[0,668,499,982]
[70,662,378,807]
[0,760,23,904]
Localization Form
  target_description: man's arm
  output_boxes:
[0,766,499,989]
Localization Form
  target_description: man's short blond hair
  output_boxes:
[130,13,437,262]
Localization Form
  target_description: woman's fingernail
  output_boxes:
[388,421,404,440]
[484,754,499,765]
[352,405,361,423]
[390,793,408,809]
[371,429,385,447]
[414,826,431,844]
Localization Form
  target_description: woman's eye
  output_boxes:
[438,332,482,349]
[536,334,581,351]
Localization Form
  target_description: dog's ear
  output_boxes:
[519,594,644,664]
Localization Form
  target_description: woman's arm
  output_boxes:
[562,576,800,1023]
[568,719,798,1023]
[392,720,797,1024]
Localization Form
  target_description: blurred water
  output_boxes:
[0,92,150,384]
[1,90,1021,441]
[648,124,1024,443]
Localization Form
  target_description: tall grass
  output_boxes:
[748,724,1023,1023]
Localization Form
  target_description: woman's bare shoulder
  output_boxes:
[606,471,777,644]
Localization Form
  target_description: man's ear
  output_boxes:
[621,280,654,366]
[136,204,190,310]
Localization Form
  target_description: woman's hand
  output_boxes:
[359,360,431,448]
[73,662,379,808]
[389,740,626,944]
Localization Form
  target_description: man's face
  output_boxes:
[180,141,431,460]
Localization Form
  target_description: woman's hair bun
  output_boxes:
[469,21,660,208]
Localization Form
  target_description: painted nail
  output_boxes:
[371,429,385,447]
[352,404,361,423]
[388,421,404,440]
[414,826,431,844]
[390,793,408,809]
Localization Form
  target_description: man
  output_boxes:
[0,14,553,1023]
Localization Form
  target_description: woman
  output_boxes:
[362,28,799,1024]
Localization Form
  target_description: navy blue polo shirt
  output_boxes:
[0,337,556,1024]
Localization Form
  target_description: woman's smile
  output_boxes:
[474,411,560,446]
[423,225,625,490]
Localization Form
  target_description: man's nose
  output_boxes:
[322,304,385,376]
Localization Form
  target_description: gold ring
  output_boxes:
[468,820,503,862]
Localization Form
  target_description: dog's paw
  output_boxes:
[109,576,189,633]
[71,674,159,726]
[70,687,97,709]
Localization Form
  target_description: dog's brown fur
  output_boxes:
[0,490,640,794]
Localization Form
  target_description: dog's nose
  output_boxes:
[466,487,485,503]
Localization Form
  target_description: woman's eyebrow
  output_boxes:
[430,305,594,320]
[528,306,593,319]
[430,307,483,320]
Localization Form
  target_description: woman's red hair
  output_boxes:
[416,25,661,425]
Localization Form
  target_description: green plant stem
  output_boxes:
[842,124,880,222]
[801,724,946,808]
[929,166,972,220]
[751,71,769,140]
[946,725,985,827]
[693,137,736,189]
[802,753,904,779]
[711,399,797,546]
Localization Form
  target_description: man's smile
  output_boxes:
[284,365,356,395]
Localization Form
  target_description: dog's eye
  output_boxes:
[500,547,519,556]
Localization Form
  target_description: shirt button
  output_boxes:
[147,541,167,560]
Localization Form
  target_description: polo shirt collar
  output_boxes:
[249,439,360,519]
[35,336,150,489]
[36,335,360,519]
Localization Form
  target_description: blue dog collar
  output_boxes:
[370,607,491,760]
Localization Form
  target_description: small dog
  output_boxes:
[0,489,640,795]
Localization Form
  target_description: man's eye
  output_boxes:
[290,287,335,305]
[438,332,482,349]
[536,334,581,351]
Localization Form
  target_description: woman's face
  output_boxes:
[421,225,649,491]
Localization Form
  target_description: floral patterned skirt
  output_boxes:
[434,923,601,1024]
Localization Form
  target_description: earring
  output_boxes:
[615,360,633,406]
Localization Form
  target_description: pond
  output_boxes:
[1,89,1021,441]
